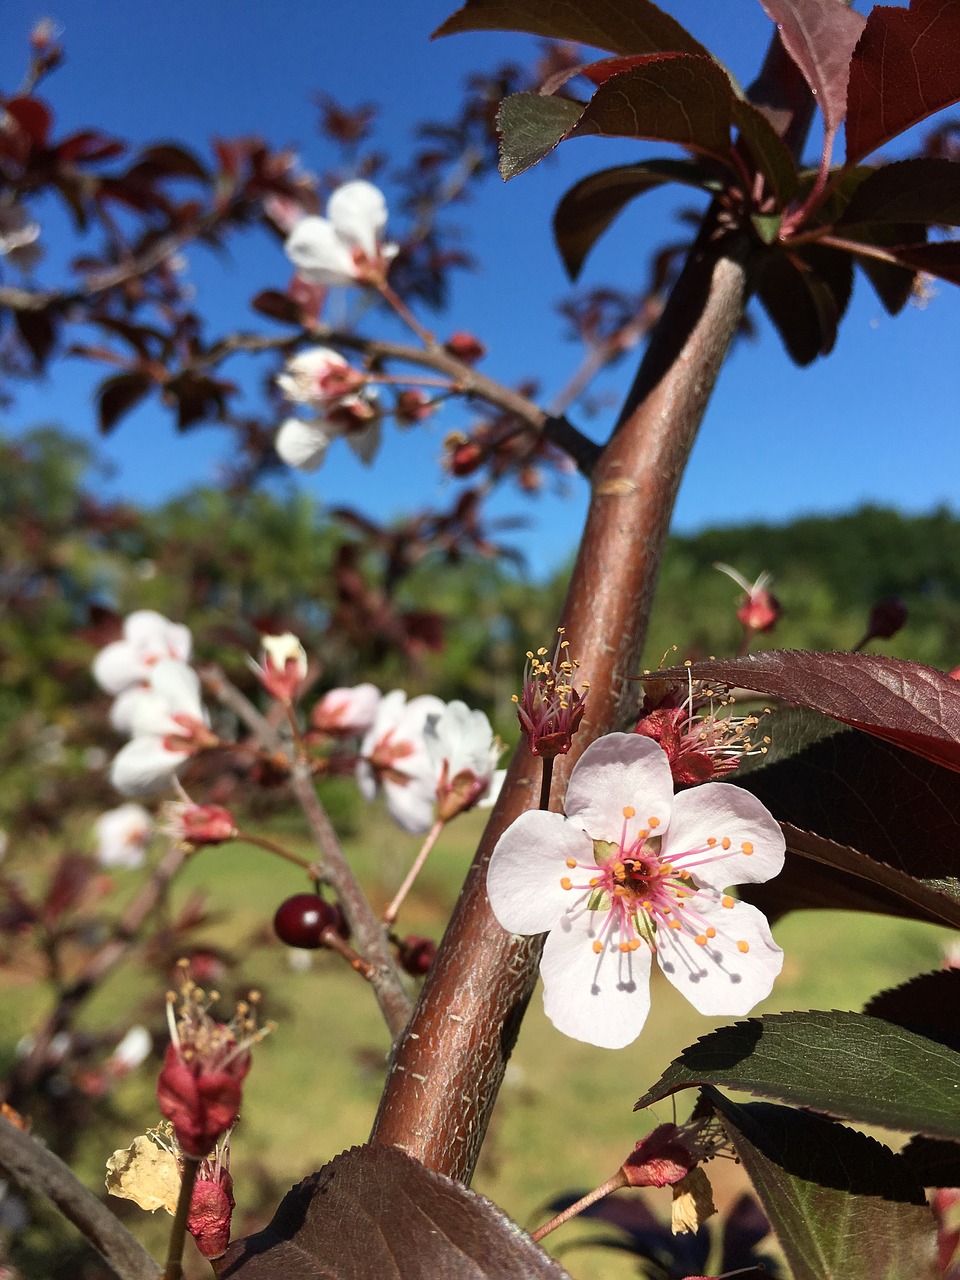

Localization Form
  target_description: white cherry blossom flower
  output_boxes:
[487,732,785,1050]
[357,690,445,833]
[276,347,363,409]
[312,683,382,736]
[110,661,212,797]
[93,611,192,696]
[275,411,381,472]
[425,700,505,820]
[110,1025,153,1073]
[284,180,397,287]
[93,803,153,869]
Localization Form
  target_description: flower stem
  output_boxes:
[164,1155,200,1280]
[538,756,554,811]
[530,1170,628,1243]
[235,831,315,874]
[376,280,436,347]
[383,819,445,926]
[320,926,376,979]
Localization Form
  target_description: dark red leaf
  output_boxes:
[3,96,52,147]
[129,143,210,182]
[220,1144,572,1278]
[14,309,56,370]
[848,222,925,314]
[552,159,723,279]
[865,970,960,1049]
[251,289,303,326]
[97,372,154,434]
[901,1136,960,1187]
[433,0,711,60]
[838,158,960,228]
[42,853,96,924]
[56,130,126,164]
[730,97,801,203]
[757,0,865,138]
[887,239,960,286]
[846,0,960,165]
[568,56,738,170]
[754,244,852,364]
[665,651,960,771]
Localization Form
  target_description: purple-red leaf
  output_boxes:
[97,372,154,434]
[838,158,960,228]
[567,56,738,170]
[433,0,711,59]
[731,97,801,202]
[754,245,852,364]
[757,0,865,138]
[552,159,723,278]
[846,0,960,165]
[887,239,960,286]
[665,651,960,771]
[13,308,56,370]
[219,1144,571,1278]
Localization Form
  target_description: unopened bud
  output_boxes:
[395,389,433,423]
[444,331,486,364]
[396,934,436,976]
[866,595,908,640]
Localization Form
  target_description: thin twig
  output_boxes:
[163,1155,199,1280]
[0,1115,162,1279]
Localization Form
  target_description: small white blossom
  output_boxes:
[425,701,505,820]
[93,804,153,869]
[93,611,192,697]
[357,690,445,833]
[312,683,382,736]
[109,661,211,797]
[284,180,397,287]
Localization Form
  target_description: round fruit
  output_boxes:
[273,894,338,949]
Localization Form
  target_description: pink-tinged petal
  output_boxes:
[275,417,332,472]
[663,783,785,890]
[564,733,674,839]
[327,181,387,258]
[110,737,186,797]
[655,896,782,1017]
[124,610,191,663]
[284,216,356,286]
[383,776,435,834]
[540,913,653,1049]
[487,811,593,935]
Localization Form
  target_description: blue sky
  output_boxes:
[4,0,959,573]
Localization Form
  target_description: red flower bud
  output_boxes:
[397,935,436,976]
[621,1123,698,1188]
[188,1157,235,1259]
[444,331,486,364]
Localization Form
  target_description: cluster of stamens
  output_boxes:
[165,961,271,1071]
[558,805,754,959]
[513,628,589,758]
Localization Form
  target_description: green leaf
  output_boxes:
[635,1010,960,1141]
[750,212,783,244]
[433,0,712,60]
[496,93,585,180]
[552,159,722,278]
[706,1091,938,1280]
[568,55,737,170]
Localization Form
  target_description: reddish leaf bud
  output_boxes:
[866,595,909,640]
[444,331,486,364]
[163,802,236,847]
[396,934,437,976]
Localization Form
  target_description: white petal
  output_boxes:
[564,733,675,839]
[93,804,153,868]
[487,811,594,934]
[112,1025,152,1069]
[127,690,180,738]
[355,758,377,802]
[384,776,436,834]
[93,641,141,695]
[110,686,148,735]
[655,896,783,1016]
[327,180,387,258]
[284,215,357,286]
[110,737,184,796]
[275,417,332,471]
[478,768,506,808]
[149,660,205,720]
[344,420,381,466]
[540,913,653,1049]
[664,783,785,890]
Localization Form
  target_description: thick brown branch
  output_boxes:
[369,221,753,1182]
[0,1116,162,1279]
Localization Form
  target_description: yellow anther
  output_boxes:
[742,841,754,855]
[619,941,630,953]
[706,927,717,938]
[722,895,735,908]
[707,837,717,847]
[565,857,577,869]
[695,935,708,946]
[629,939,641,951]
[648,816,660,829]
[669,919,682,929]
[560,877,573,891]
[638,828,649,840]
[737,940,750,953]
[589,877,599,887]
[623,805,636,819]
[592,940,604,954]
[721,837,731,850]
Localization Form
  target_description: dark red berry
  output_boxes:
[397,935,437,976]
[273,894,338,949]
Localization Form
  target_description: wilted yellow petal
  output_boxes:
[670,1166,716,1235]
[105,1134,180,1215]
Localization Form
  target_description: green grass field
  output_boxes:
[3,800,953,1278]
